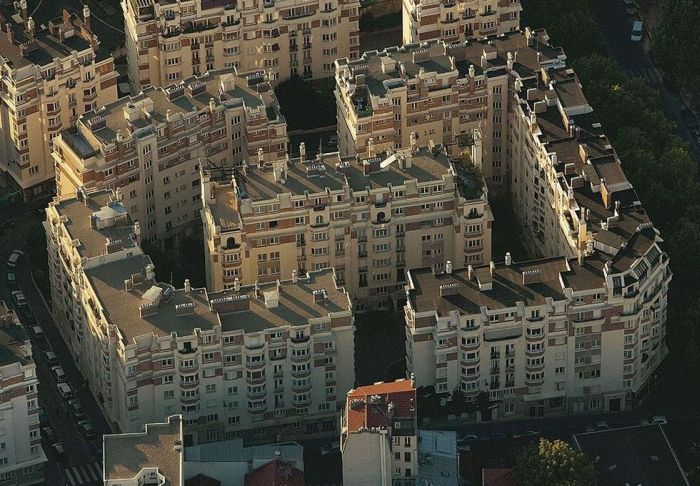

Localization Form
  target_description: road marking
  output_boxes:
[87,463,100,481]
[71,466,83,484]
[64,468,77,486]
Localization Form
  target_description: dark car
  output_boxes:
[68,399,86,419]
[41,426,57,445]
[78,420,96,439]
[51,443,67,461]
[42,350,59,367]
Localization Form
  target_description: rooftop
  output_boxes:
[103,415,182,485]
[69,69,284,150]
[0,9,100,70]
[244,460,304,486]
[207,145,457,223]
[345,379,416,434]
[573,425,689,486]
[418,430,459,486]
[185,440,303,466]
[50,189,138,259]
[85,257,350,344]
[336,29,565,111]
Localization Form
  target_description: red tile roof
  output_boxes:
[244,459,304,486]
[345,379,416,434]
[482,468,515,486]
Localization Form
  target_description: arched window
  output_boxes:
[226,237,237,249]
[376,211,386,222]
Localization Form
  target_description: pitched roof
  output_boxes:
[345,379,416,433]
[244,460,304,486]
[482,468,515,486]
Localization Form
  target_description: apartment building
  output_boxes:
[103,414,305,485]
[45,188,141,367]
[402,0,521,45]
[0,6,117,200]
[403,30,671,418]
[340,379,417,486]
[0,302,46,486]
[45,196,354,442]
[122,0,361,92]
[201,140,492,309]
[52,69,287,241]
[334,28,565,194]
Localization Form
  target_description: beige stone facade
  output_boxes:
[45,193,354,443]
[122,0,361,92]
[0,303,46,486]
[201,141,492,309]
[334,30,563,194]
[0,7,117,200]
[403,29,671,419]
[402,0,521,45]
[52,70,287,241]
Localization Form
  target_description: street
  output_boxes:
[1,207,112,486]
[591,0,700,159]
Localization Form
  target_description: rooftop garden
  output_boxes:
[452,151,484,200]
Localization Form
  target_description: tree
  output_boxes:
[513,438,598,486]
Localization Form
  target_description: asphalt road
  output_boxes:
[591,0,700,158]
[8,253,111,485]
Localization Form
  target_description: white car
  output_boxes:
[631,20,643,42]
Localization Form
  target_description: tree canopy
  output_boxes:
[513,438,598,486]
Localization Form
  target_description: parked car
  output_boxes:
[514,430,540,439]
[6,250,23,269]
[42,350,58,367]
[78,420,96,439]
[596,421,610,430]
[41,426,57,445]
[641,415,668,425]
[11,290,27,307]
[30,326,45,341]
[51,366,66,383]
[320,441,340,455]
[623,0,638,15]
[631,20,644,42]
[68,399,86,419]
[6,270,16,288]
[57,383,73,400]
[51,443,67,461]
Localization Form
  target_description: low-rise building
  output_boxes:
[340,379,417,486]
[402,0,522,45]
[0,302,46,485]
[103,414,305,485]
[0,6,117,200]
[53,69,287,241]
[122,0,361,92]
[201,140,492,309]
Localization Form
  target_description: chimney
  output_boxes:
[468,64,475,78]
[410,131,417,153]
[505,252,512,266]
[257,147,265,168]
[467,264,473,281]
[489,261,495,277]
[367,137,374,158]
[276,279,282,294]
[291,269,298,283]
[445,260,452,274]
[26,17,34,37]
[233,277,240,292]
[254,280,260,298]
[506,52,514,71]
[299,142,306,161]
[83,5,91,30]
[184,279,191,294]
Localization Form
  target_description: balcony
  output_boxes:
[292,382,312,393]
[291,368,311,379]
[246,359,265,370]
[291,334,309,344]
[291,353,310,363]
[247,388,266,400]
[293,397,312,408]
